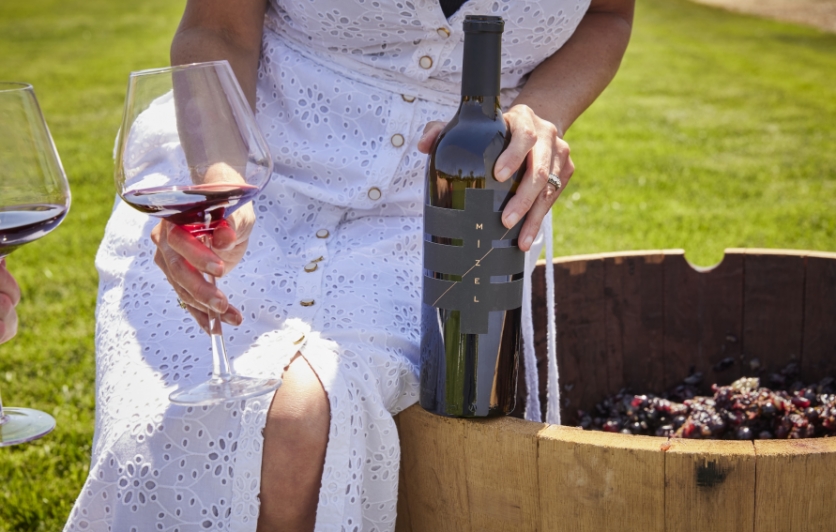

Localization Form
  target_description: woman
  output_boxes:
[66,0,634,530]
[0,259,20,344]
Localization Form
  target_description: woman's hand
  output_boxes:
[0,259,21,344]
[417,103,573,252]
[151,203,253,332]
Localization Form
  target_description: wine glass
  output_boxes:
[114,60,281,405]
[0,82,70,446]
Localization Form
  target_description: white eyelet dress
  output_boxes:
[64,1,589,530]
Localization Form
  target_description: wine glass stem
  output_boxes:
[198,233,233,383]
[0,387,7,425]
[0,259,7,424]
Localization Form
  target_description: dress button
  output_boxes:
[437,27,451,38]
[391,134,404,147]
[304,262,318,273]
[316,229,329,239]
[401,94,416,103]
[300,299,315,307]
[419,56,433,69]
[367,187,382,201]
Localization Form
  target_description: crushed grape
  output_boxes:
[578,364,836,439]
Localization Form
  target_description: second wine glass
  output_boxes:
[0,81,70,445]
[114,61,280,405]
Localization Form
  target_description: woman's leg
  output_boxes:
[256,354,330,532]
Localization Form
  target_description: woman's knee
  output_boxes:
[265,355,330,443]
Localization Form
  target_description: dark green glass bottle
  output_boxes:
[419,15,524,418]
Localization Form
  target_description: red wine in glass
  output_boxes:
[0,204,68,256]
[121,183,259,233]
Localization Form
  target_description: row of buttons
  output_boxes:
[419,27,450,71]
[295,29,450,308]
[300,236,327,306]
[300,252,323,306]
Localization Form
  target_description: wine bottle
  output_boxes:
[420,15,524,418]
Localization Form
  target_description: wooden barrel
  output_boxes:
[395,248,836,532]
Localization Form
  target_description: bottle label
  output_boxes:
[423,188,525,334]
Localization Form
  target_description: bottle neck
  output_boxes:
[460,31,501,98]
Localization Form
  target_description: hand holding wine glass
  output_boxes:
[149,164,256,330]
[0,81,70,445]
[115,61,280,405]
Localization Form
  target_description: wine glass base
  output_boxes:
[169,376,282,406]
[0,407,56,447]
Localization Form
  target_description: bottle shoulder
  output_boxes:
[440,101,506,136]
[431,119,508,179]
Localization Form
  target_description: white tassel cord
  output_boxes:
[543,208,561,425]
[522,250,542,422]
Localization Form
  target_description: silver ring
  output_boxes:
[547,173,562,191]
[177,298,188,310]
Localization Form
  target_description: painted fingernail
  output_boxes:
[503,211,520,228]
[207,263,224,277]
[522,234,534,249]
[495,166,512,181]
[210,298,226,313]
[223,315,241,327]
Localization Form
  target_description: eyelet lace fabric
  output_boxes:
[65,1,589,530]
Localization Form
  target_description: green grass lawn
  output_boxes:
[564,1,836,266]
[0,0,834,529]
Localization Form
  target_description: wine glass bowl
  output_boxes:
[0,81,70,446]
[114,61,280,405]
[116,63,271,235]
[0,82,70,258]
